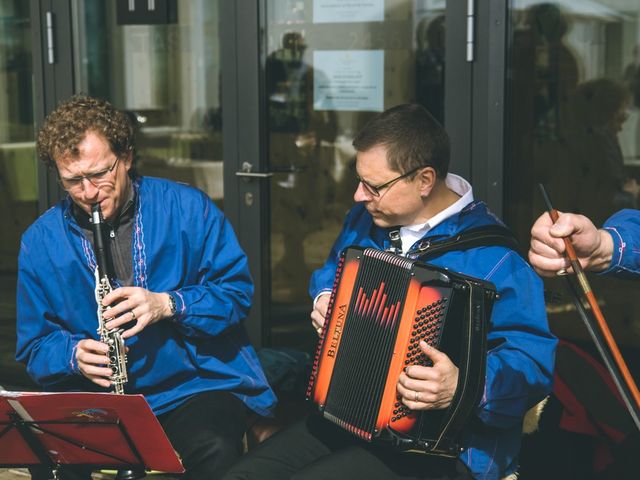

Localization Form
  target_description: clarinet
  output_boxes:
[91,203,128,394]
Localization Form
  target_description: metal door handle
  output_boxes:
[235,171,274,178]
[235,162,274,178]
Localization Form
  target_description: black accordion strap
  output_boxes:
[410,225,518,448]
[411,225,521,261]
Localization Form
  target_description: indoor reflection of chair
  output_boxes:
[0,143,38,273]
[0,143,38,203]
[0,154,13,226]
[139,158,224,203]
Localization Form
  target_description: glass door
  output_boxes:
[262,0,451,350]
[71,1,225,209]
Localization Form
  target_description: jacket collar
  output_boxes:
[387,200,506,255]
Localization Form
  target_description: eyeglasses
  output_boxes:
[58,156,121,191]
[356,166,422,197]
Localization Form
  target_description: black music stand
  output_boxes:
[0,391,183,477]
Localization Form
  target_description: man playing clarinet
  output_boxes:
[15,94,275,479]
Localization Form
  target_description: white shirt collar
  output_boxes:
[400,173,474,254]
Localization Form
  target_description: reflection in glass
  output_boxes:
[265,0,446,347]
[506,6,640,477]
[267,29,338,305]
[0,0,38,387]
[0,0,37,264]
[560,78,635,224]
[415,14,445,124]
[74,1,224,208]
[505,1,640,349]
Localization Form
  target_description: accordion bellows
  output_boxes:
[307,247,497,456]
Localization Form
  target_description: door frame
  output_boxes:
[221,0,271,347]
[31,0,76,211]
[471,0,507,215]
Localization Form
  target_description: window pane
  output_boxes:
[0,0,38,388]
[74,1,224,209]
[505,1,640,354]
[265,0,447,346]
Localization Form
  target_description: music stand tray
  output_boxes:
[0,391,184,473]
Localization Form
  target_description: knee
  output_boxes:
[180,431,244,479]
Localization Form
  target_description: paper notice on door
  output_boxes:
[313,50,384,112]
[313,0,384,24]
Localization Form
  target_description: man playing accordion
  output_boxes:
[224,104,556,480]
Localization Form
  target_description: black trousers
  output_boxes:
[223,414,473,480]
[157,390,247,479]
[30,390,247,480]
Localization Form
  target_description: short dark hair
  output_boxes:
[352,103,450,178]
[37,94,136,169]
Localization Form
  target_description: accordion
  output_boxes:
[307,246,497,456]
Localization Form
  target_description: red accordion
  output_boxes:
[307,246,497,456]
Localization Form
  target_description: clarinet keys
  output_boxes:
[106,330,128,395]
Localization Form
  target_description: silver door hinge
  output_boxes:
[466,0,475,62]
[46,11,55,64]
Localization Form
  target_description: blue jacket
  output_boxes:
[16,176,276,417]
[310,201,557,479]
[602,209,640,278]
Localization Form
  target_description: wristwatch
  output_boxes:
[167,293,178,316]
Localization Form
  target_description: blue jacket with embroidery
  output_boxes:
[309,201,556,480]
[601,209,640,278]
[16,176,276,416]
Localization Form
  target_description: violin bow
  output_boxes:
[538,184,640,432]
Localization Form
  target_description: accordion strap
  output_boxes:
[409,225,521,261]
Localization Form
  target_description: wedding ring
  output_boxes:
[414,391,420,402]
[130,310,136,321]
[556,268,567,276]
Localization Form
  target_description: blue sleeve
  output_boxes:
[478,252,557,428]
[169,198,254,338]
[16,240,83,386]
[601,209,640,278]
[308,228,347,300]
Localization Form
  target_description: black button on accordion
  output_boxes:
[307,246,498,456]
